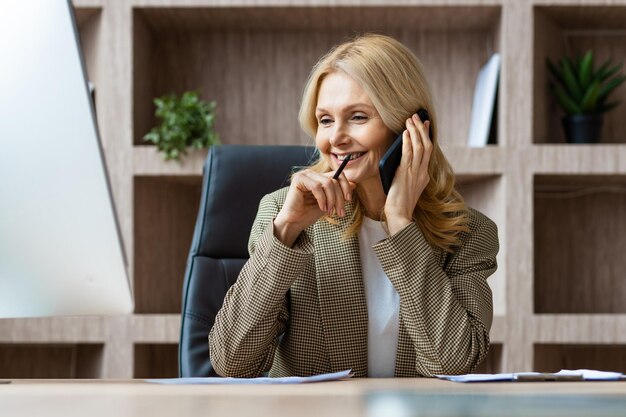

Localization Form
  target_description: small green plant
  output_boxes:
[143,91,219,161]
[546,50,625,115]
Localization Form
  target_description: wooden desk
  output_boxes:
[1,379,626,417]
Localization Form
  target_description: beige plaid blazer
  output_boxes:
[209,186,498,378]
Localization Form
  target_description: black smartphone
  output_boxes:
[379,108,432,195]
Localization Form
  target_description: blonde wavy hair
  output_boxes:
[298,33,469,253]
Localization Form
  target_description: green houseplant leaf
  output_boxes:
[596,62,623,84]
[143,91,219,161]
[546,51,625,116]
[561,58,583,102]
[597,75,626,104]
[580,80,600,112]
[553,84,582,114]
[578,50,593,90]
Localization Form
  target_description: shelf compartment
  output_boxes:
[134,176,203,314]
[533,6,626,144]
[74,7,101,98]
[134,343,179,378]
[0,343,103,378]
[133,6,502,147]
[457,175,506,316]
[534,344,626,373]
[474,343,503,374]
[534,175,626,314]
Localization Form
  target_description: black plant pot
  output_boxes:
[561,114,603,144]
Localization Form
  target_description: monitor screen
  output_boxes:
[0,0,133,317]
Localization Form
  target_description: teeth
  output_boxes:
[338,152,363,161]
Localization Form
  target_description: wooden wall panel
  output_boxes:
[533,7,567,144]
[133,176,202,314]
[133,9,157,148]
[534,175,626,313]
[0,344,103,379]
[75,8,101,88]
[535,344,626,373]
[134,344,179,378]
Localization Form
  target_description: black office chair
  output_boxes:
[178,144,316,377]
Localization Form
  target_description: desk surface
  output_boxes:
[2,378,626,417]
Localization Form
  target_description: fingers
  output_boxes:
[405,116,423,169]
[293,171,328,212]
[413,114,433,168]
[334,170,355,203]
[331,178,345,217]
[414,115,433,171]
[401,129,412,167]
[406,114,433,173]
[299,170,347,217]
[321,171,346,217]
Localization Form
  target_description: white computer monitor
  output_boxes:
[0,0,133,317]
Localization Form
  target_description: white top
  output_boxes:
[358,216,400,377]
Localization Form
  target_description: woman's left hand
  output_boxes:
[384,113,433,235]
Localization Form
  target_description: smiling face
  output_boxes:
[314,71,395,194]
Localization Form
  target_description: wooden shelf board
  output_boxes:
[533,315,626,344]
[134,146,207,176]
[72,0,104,9]
[131,314,181,343]
[0,317,110,343]
[134,4,501,31]
[531,145,626,173]
[534,4,626,30]
[442,145,504,176]
[133,145,504,177]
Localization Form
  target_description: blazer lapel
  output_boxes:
[314,201,368,377]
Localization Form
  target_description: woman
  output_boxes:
[209,34,499,378]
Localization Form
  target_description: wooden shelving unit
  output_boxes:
[1,0,625,378]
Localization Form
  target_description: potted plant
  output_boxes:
[144,91,219,161]
[546,51,625,143]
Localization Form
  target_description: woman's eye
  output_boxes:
[319,118,332,125]
[352,115,368,121]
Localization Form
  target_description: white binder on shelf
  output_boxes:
[467,53,501,147]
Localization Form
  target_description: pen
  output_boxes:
[333,154,351,180]
[514,373,583,382]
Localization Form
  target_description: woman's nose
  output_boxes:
[329,121,350,147]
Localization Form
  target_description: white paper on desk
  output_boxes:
[437,369,625,383]
[145,369,353,385]
[436,373,516,383]
[555,369,624,381]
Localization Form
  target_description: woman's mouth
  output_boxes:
[332,152,366,166]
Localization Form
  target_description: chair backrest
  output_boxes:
[178,144,316,377]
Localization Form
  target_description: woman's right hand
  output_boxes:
[273,169,356,247]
